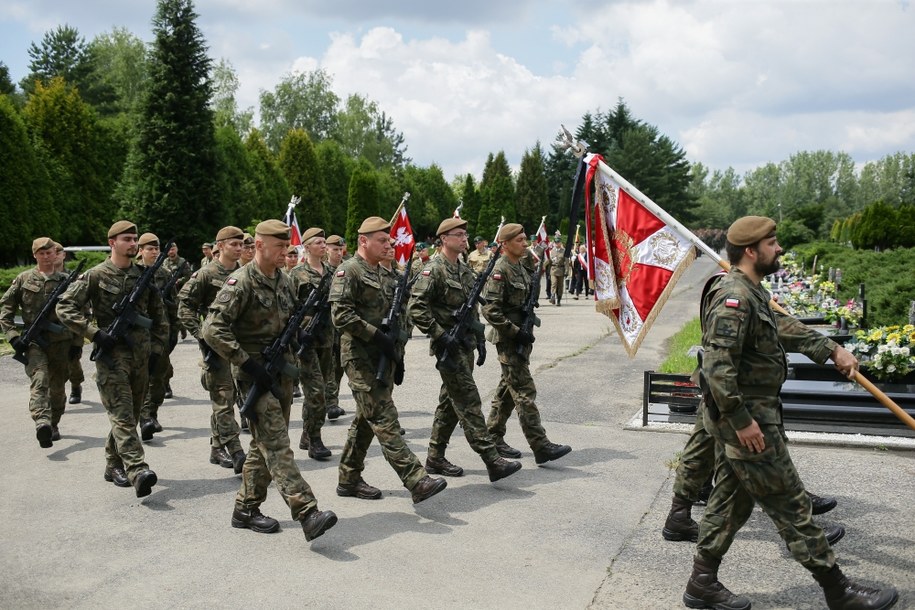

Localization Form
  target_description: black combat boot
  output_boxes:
[36,424,53,448]
[533,442,572,464]
[140,418,156,441]
[494,437,522,459]
[425,455,464,477]
[232,506,280,533]
[813,564,898,610]
[68,384,81,404]
[133,469,158,498]
[486,457,522,482]
[809,491,838,515]
[231,450,246,474]
[209,446,233,468]
[824,524,845,546]
[308,436,331,460]
[663,494,699,542]
[411,475,447,503]
[301,507,338,541]
[683,556,751,610]
[298,430,309,450]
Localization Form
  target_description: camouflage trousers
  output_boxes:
[298,343,332,437]
[487,349,548,451]
[234,373,317,521]
[96,345,150,483]
[672,402,716,502]
[141,350,171,420]
[24,341,69,428]
[326,338,343,410]
[428,348,499,464]
[201,357,242,454]
[338,359,426,490]
[698,414,834,575]
[68,350,84,385]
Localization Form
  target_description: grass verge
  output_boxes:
[658,317,701,374]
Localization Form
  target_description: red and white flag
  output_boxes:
[534,218,549,247]
[284,196,302,250]
[390,204,415,266]
[585,155,696,356]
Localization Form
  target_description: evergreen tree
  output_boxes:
[243,128,291,224]
[214,124,258,228]
[278,128,328,229]
[459,174,481,239]
[0,96,57,263]
[0,62,15,95]
[515,142,549,231]
[316,139,355,234]
[118,0,219,250]
[478,151,515,236]
[345,162,380,246]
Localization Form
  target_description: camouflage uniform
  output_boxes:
[480,257,550,450]
[163,255,192,340]
[325,259,344,415]
[697,267,838,574]
[177,260,243,457]
[548,245,568,303]
[329,254,427,491]
[1,267,78,433]
[56,259,168,483]
[202,262,318,521]
[140,265,178,426]
[467,248,492,275]
[288,262,334,440]
[408,255,500,464]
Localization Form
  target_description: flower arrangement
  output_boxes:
[846,324,915,382]
[822,299,863,328]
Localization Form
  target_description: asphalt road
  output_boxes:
[1,255,912,609]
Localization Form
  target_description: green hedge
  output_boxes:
[791,242,915,327]
[0,251,107,295]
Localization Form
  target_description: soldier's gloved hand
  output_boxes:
[241,358,274,389]
[394,360,405,385]
[434,333,460,357]
[68,345,82,361]
[476,341,487,367]
[372,329,397,359]
[148,353,160,374]
[516,329,536,346]
[10,336,27,352]
[92,330,117,352]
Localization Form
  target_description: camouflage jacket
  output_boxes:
[409,254,481,352]
[467,249,492,275]
[177,259,239,340]
[288,260,333,349]
[56,258,169,355]
[481,256,536,360]
[0,267,79,345]
[201,262,297,369]
[162,255,192,290]
[152,265,179,325]
[701,268,837,430]
[329,253,393,366]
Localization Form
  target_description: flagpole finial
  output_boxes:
[559,124,589,159]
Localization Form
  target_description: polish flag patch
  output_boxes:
[336,269,345,277]
[492,273,502,281]
[725,298,740,308]
[226,278,237,286]
[422,269,431,276]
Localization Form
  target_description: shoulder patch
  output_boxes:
[336,269,345,277]
[492,273,502,281]
[422,269,432,276]
[725,297,740,308]
[226,278,237,285]
[217,291,231,303]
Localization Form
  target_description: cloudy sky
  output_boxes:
[2,0,914,181]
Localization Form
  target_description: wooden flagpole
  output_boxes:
[388,192,411,227]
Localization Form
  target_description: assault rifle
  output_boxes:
[160,260,189,306]
[12,260,86,366]
[90,238,174,368]
[239,283,316,423]
[435,242,502,372]
[375,254,413,386]
[295,273,332,360]
[515,255,544,357]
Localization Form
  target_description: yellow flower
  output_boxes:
[887,332,902,343]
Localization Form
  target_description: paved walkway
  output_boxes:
[0,255,912,609]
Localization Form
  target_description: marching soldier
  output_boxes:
[163,242,192,342]
[467,235,492,275]
[409,217,522,482]
[202,220,337,542]
[53,242,85,405]
[329,216,446,504]
[548,237,568,306]
[240,233,255,266]
[288,227,334,460]
[324,234,346,421]
[56,221,167,498]
[177,226,246,473]
[480,223,572,464]
[1,237,80,447]
[200,242,214,268]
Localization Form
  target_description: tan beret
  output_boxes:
[31,237,54,254]
[52,241,64,252]
[286,245,299,255]
[727,216,777,247]
[436,217,467,236]
[215,226,244,242]
[242,233,254,245]
[357,216,391,235]
[255,219,291,239]
[325,234,344,246]
[497,223,525,242]
[138,233,160,248]
[301,227,325,245]
[108,220,137,238]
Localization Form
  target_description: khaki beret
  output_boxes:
[32,237,54,254]
[53,241,64,252]
[242,233,254,245]
[108,220,137,239]
[325,234,344,246]
[497,223,525,242]
[357,216,391,235]
[255,219,291,239]
[215,226,244,242]
[202,242,213,248]
[301,227,325,245]
[286,245,299,256]
[138,233,160,248]
[727,216,777,247]
[436,217,467,236]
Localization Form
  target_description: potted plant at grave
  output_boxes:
[846,324,915,383]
